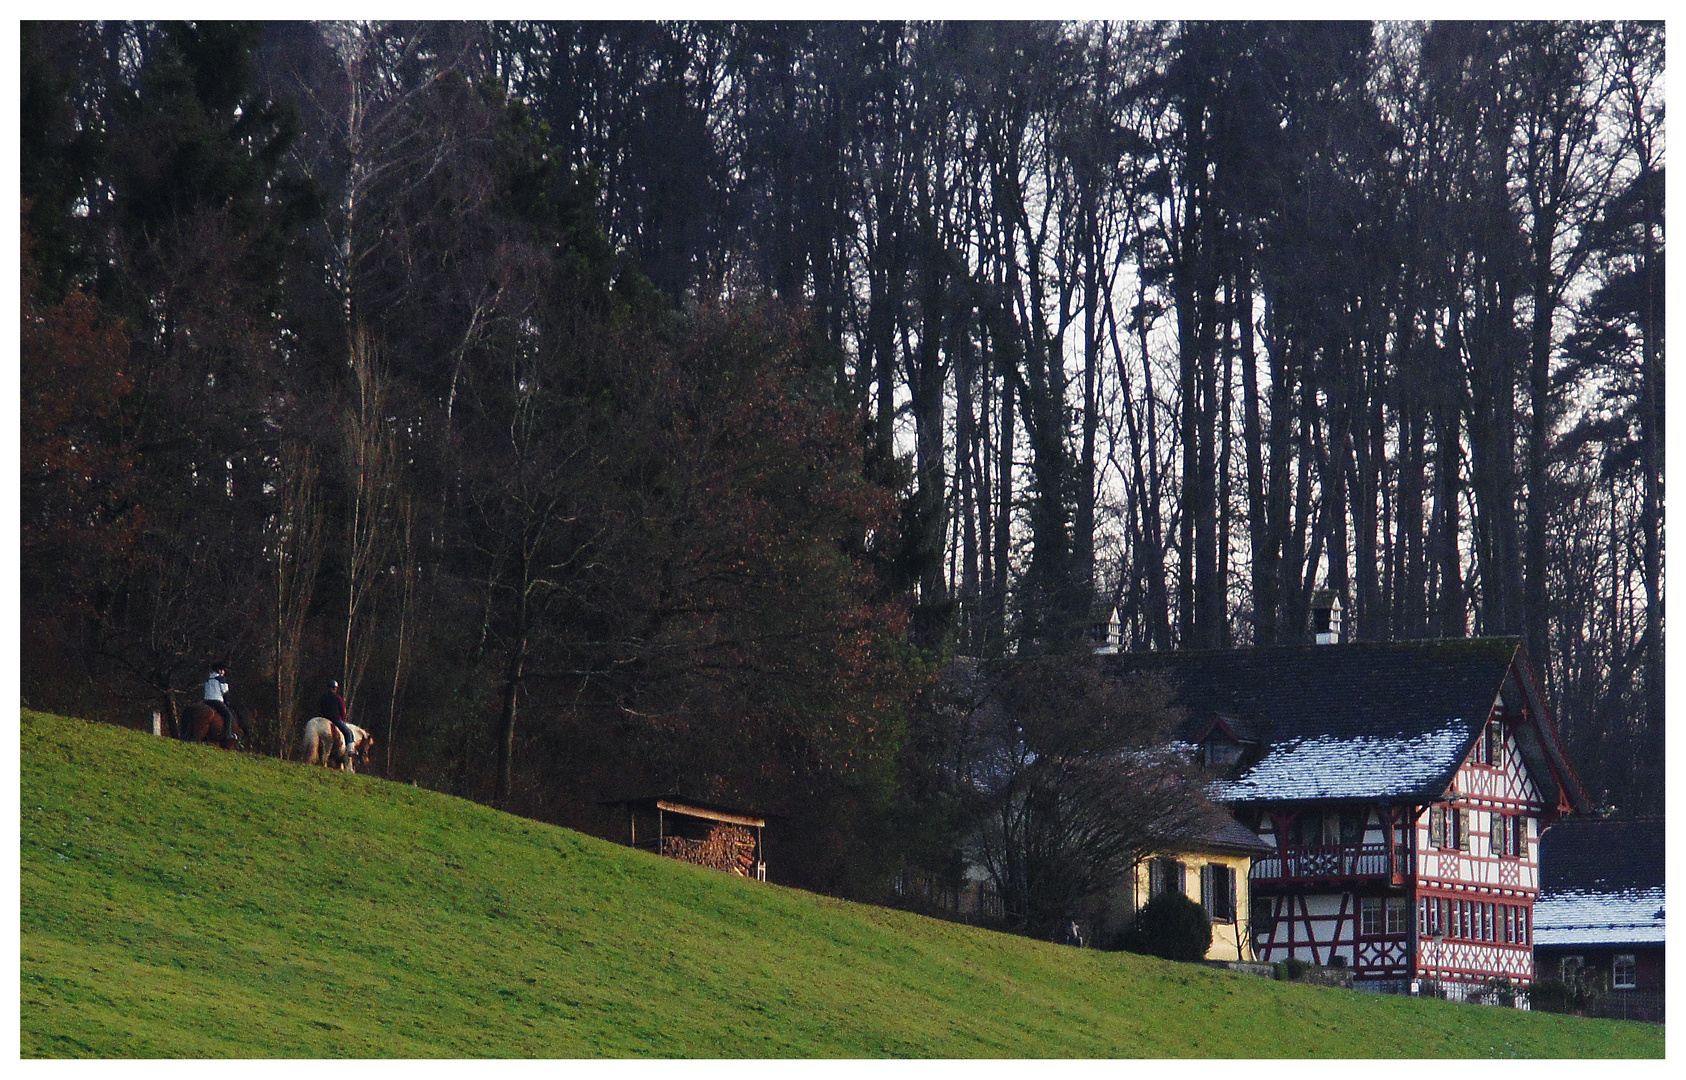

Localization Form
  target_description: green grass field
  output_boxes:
[20,710,1664,1058]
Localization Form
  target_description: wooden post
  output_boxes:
[151,711,163,737]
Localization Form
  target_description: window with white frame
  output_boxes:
[1361,897,1383,936]
[1386,897,1409,935]
[1613,954,1637,990]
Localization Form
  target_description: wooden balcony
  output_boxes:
[1250,844,1414,886]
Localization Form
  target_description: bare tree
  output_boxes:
[270,441,326,756]
[966,656,1223,939]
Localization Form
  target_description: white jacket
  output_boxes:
[204,673,228,702]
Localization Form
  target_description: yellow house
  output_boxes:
[1108,817,1274,961]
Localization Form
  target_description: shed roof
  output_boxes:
[600,795,767,828]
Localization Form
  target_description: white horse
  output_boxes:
[299,717,375,772]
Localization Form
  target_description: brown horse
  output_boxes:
[178,702,248,750]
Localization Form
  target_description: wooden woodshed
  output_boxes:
[603,796,767,880]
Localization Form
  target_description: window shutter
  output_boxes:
[1458,808,1471,852]
[1200,864,1213,914]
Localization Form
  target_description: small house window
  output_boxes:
[1149,857,1186,899]
[1361,897,1383,936]
[1428,803,1464,850]
[1203,737,1242,771]
[1613,954,1637,990]
[1386,897,1409,936]
[1251,896,1276,938]
[1200,863,1236,923]
[1494,814,1526,858]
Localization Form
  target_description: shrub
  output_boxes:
[1119,891,1212,962]
[1276,957,1310,982]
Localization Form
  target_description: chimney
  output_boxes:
[1311,588,1341,645]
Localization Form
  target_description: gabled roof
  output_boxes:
[1105,638,1588,810]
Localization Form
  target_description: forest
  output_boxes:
[19,21,1663,901]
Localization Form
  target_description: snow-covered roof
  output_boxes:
[1213,720,1473,802]
[1533,886,1665,947]
[1103,638,1581,806]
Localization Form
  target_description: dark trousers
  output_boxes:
[205,699,233,736]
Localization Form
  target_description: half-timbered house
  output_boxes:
[1108,636,1590,1000]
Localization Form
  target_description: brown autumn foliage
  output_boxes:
[19,211,140,619]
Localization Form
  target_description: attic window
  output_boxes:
[1484,718,1506,768]
[1203,736,1242,770]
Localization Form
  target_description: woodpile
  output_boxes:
[662,824,758,876]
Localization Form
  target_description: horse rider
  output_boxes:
[318,680,357,758]
[203,665,236,744]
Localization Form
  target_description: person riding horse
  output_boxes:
[318,680,357,758]
[203,665,237,746]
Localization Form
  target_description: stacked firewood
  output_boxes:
[662,824,758,875]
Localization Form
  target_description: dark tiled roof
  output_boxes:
[1540,817,1665,893]
[1105,638,1524,805]
[1192,815,1277,856]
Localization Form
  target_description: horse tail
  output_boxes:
[299,721,320,765]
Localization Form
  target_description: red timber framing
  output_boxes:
[1249,700,1553,991]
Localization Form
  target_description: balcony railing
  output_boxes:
[1251,843,1413,883]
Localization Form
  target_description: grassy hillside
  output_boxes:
[20,710,1664,1058]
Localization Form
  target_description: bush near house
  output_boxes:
[1117,891,1213,962]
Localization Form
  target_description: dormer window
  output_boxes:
[1203,735,1242,770]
